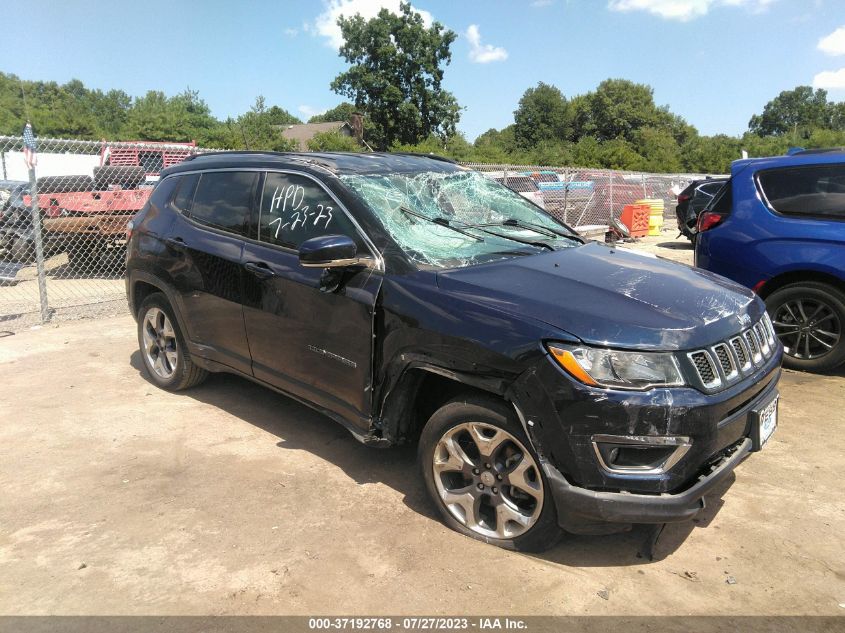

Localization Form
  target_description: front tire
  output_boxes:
[137,293,207,390]
[766,282,845,372]
[418,395,561,552]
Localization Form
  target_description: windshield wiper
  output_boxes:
[501,218,583,242]
[456,223,555,251]
[400,206,484,242]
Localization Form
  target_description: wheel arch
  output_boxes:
[376,364,516,446]
[757,270,845,299]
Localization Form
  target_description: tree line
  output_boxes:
[2,1,844,173]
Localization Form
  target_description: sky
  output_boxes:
[2,0,845,141]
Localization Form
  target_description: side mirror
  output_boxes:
[298,234,363,268]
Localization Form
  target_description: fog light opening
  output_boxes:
[592,435,691,475]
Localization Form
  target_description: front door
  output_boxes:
[241,171,382,429]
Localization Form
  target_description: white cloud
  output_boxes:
[608,0,775,21]
[530,0,554,6]
[465,24,508,63]
[284,27,299,37]
[298,105,327,120]
[313,0,433,49]
[818,25,845,56]
[813,67,845,90]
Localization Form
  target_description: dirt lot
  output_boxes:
[0,236,843,616]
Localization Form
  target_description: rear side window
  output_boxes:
[190,171,257,236]
[709,180,732,214]
[259,172,365,251]
[758,164,845,218]
[172,173,199,213]
[699,181,725,196]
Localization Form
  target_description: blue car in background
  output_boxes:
[695,148,845,372]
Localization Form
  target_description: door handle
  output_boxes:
[164,237,186,252]
[244,261,276,279]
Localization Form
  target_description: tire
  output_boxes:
[93,166,146,190]
[137,293,208,391]
[765,281,845,372]
[8,236,34,263]
[418,394,561,552]
[36,175,94,194]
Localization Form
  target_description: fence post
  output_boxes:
[26,167,50,323]
[609,171,614,223]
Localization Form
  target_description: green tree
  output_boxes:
[586,79,666,143]
[307,130,362,152]
[748,86,833,139]
[681,135,742,173]
[308,102,356,123]
[513,82,571,149]
[634,126,682,172]
[229,96,298,151]
[330,1,461,149]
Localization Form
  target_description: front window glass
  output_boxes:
[259,172,365,251]
[340,169,580,269]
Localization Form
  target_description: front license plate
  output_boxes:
[753,396,778,450]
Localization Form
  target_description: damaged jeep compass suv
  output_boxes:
[126,152,782,551]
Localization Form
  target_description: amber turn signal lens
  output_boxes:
[548,346,599,387]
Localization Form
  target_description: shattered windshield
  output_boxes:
[340,170,581,269]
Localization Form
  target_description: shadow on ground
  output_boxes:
[657,240,694,250]
[130,350,733,566]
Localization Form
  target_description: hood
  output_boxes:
[436,242,762,350]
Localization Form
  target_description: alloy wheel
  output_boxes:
[431,422,543,540]
[773,298,841,360]
[142,307,178,379]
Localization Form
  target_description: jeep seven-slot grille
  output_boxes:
[690,351,717,386]
[713,344,734,376]
[730,337,748,367]
[687,316,777,390]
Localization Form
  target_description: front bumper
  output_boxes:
[545,437,751,532]
[512,345,781,533]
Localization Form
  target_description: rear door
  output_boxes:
[240,170,382,429]
[165,170,257,375]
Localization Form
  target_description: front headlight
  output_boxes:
[547,343,685,390]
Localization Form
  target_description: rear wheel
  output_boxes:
[137,293,207,390]
[766,282,845,372]
[418,395,561,551]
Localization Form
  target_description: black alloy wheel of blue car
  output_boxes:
[766,282,845,372]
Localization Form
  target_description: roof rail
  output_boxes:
[389,151,457,164]
[183,150,285,162]
[789,147,845,156]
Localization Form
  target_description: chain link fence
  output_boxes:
[0,136,202,331]
[461,163,707,228]
[0,136,707,332]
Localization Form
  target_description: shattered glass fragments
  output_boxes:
[341,170,577,269]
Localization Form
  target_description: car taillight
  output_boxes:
[677,193,690,203]
[126,220,134,240]
[697,211,725,233]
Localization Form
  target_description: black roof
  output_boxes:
[164,151,461,177]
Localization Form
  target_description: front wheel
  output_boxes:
[418,395,561,552]
[765,282,845,372]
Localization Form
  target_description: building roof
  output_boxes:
[278,121,352,151]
